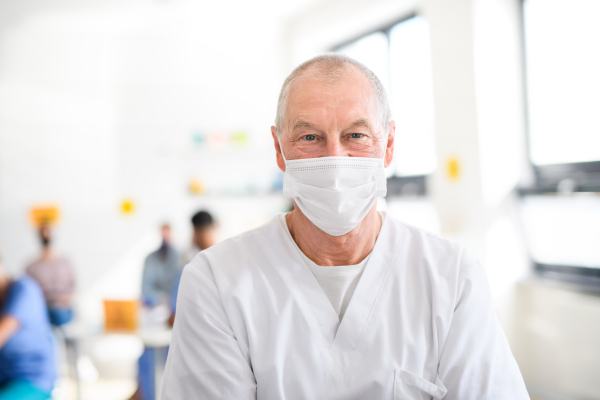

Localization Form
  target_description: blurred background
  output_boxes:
[0,0,599,399]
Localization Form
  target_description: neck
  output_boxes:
[41,247,53,260]
[286,204,382,267]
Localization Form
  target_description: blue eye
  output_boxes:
[351,133,363,138]
[303,135,316,141]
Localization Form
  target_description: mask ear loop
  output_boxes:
[278,136,288,164]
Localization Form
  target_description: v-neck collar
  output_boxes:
[273,212,399,375]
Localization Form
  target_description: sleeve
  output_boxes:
[5,280,33,324]
[161,260,257,400]
[169,270,182,313]
[437,261,529,400]
[141,256,160,306]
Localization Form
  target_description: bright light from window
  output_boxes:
[389,17,436,176]
[524,0,600,165]
[336,31,390,92]
[335,17,436,177]
[521,195,600,268]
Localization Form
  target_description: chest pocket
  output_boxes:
[394,369,447,400]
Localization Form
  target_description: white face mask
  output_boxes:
[281,151,387,236]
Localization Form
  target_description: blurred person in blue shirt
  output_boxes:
[133,217,216,400]
[133,224,181,400]
[0,255,56,400]
[26,224,75,327]
[169,211,217,318]
[141,224,181,307]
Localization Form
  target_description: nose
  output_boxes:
[322,137,348,157]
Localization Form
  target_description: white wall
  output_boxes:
[0,0,294,324]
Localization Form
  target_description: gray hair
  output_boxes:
[274,53,391,135]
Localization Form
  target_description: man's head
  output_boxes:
[191,211,216,250]
[271,54,395,170]
[39,224,52,248]
[161,224,172,245]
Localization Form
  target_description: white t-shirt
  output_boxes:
[279,213,385,320]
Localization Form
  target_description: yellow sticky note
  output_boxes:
[189,178,205,195]
[447,157,460,181]
[30,205,60,227]
[120,199,135,215]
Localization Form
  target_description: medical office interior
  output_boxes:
[0,0,598,398]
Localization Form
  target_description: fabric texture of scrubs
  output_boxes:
[162,213,529,400]
[0,277,56,395]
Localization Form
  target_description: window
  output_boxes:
[524,0,600,167]
[521,0,600,284]
[334,15,436,196]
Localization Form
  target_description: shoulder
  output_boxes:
[184,216,282,284]
[12,276,43,295]
[25,259,41,273]
[385,216,479,274]
[385,216,486,313]
[144,250,159,263]
[6,276,44,311]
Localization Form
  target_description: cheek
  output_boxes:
[346,138,385,158]
[295,141,323,156]
[285,138,323,159]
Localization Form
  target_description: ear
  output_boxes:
[271,126,286,172]
[384,120,395,168]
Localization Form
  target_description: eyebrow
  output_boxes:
[291,120,318,132]
[291,118,375,133]
[347,118,375,133]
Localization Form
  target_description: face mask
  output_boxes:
[282,152,387,236]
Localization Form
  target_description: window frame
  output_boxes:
[331,12,432,198]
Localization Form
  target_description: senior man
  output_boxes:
[161,54,528,400]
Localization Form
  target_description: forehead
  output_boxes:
[285,66,379,126]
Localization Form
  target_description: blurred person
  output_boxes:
[141,224,181,307]
[162,54,528,399]
[26,224,75,326]
[183,210,217,265]
[0,254,56,400]
[169,210,217,318]
[133,224,181,400]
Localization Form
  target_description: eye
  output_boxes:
[350,133,364,139]
[303,134,316,141]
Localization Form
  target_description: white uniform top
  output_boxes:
[280,213,370,320]
[162,214,529,400]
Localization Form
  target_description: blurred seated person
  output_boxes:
[26,224,75,327]
[170,211,217,319]
[0,254,56,400]
[141,224,181,307]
